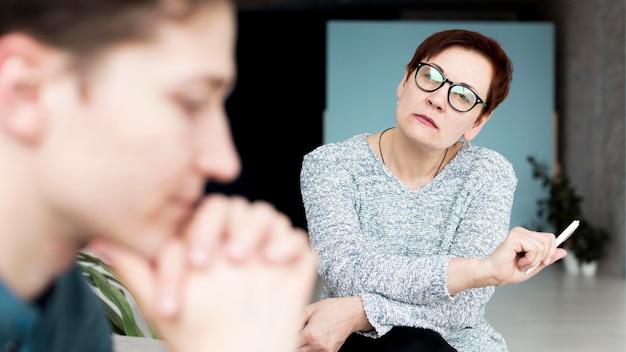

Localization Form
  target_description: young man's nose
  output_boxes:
[194,110,241,183]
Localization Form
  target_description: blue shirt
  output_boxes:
[0,265,113,352]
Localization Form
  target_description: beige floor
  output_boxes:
[485,264,626,351]
[114,335,167,352]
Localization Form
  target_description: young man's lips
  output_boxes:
[414,114,438,128]
[172,196,200,210]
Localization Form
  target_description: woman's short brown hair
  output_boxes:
[405,29,513,117]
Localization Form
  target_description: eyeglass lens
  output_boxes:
[415,64,479,112]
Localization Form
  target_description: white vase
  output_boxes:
[580,261,598,277]
[562,252,580,275]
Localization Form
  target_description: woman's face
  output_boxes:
[395,46,494,150]
[37,1,240,257]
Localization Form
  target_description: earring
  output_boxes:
[460,137,470,151]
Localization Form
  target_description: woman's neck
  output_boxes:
[374,128,462,190]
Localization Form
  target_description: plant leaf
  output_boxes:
[85,266,145,337]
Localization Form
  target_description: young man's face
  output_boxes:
[37,1,240,257]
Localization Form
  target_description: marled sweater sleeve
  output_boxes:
[301,150,449,303]
[300,138,516,338]
[360,165,516,337]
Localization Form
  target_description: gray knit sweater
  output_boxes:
[300,133,517,352]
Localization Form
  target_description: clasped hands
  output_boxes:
[89,194,318,352]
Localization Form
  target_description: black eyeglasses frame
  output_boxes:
[414,62,487,113]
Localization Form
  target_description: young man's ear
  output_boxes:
[0,33,51,144]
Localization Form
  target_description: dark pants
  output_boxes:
[339,326,457,352]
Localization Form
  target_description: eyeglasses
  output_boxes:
[414,62,487,113]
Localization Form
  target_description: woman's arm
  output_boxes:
[300,149,518,334]
[301,150,515,303]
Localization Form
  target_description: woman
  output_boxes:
[0,1,316,351]
[299,29,566,352]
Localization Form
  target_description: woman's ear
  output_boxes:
[462,111,493,142]
[0,34,51,144]
[395,72,410,99]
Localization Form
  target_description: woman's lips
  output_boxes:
[414,114,438,129]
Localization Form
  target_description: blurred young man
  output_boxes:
[0,1,317,351]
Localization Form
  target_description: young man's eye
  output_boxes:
[173,95,207,116]
[181,99,206,114]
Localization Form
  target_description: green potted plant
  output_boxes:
[567,221,609,275]
[526,155,610,275]
[77,251,158,338]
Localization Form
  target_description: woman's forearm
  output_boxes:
[446,257,494,296]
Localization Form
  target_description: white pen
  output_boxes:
[525,220,580,274]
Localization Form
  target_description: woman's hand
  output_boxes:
[298,296,372,352]
[484,226,567,285]
[448,226,568,295]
